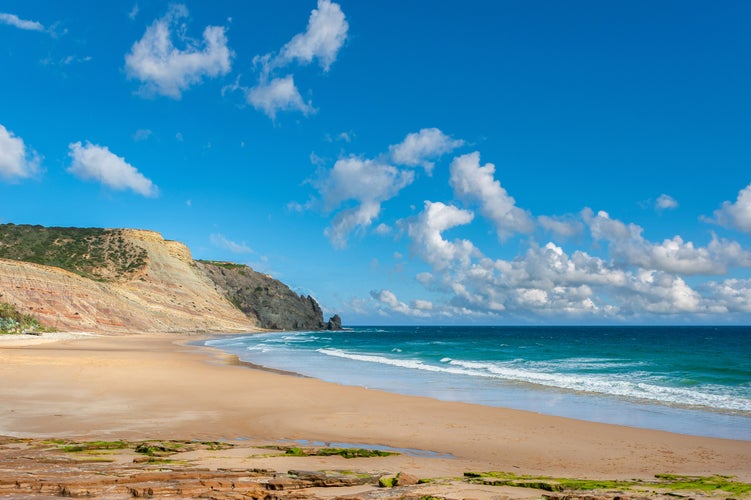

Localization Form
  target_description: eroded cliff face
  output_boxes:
[0,228,257,333]
[0,225,340,334]
[196,261,340,331]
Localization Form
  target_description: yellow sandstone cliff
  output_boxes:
[0,229,259,333]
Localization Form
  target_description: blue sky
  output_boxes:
[1,1,750,324]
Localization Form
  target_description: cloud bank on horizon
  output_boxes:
[1,1,750,323]
[304,126,751,321]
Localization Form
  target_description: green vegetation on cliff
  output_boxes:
[196,260,341,331]
[0,223,147,281]
[0,302,52,334]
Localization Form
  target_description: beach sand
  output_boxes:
[0,332,749,498]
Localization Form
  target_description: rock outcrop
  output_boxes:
[326,314,342,330]
[0,223,341,333]
[196,261,341,331]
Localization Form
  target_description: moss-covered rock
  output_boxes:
[378,475,396,488]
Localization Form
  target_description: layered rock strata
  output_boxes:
[0,225,341,333]
[0,229,256,333]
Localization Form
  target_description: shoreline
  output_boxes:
[200,330,751,442]
[1,331,750,488]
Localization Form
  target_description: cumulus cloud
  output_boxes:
[125,4,232,99]
[404,207,618,317]
[210,233,253,254]
[656,194,678,211]
[278,0,348,71]
[370,289,431,317]
[538,214,585,239]
[315,156,414,247]
[702,278,751,313]
[0,12,45,32]
[247,0,347,120]
[247,75,314,120]
[584,209,751,275]
[709,183,751,235]
[307,130,462,235]
[449,152,534,240]
[67,141,158,197]
[399,200,747,319]
[328,149,751,319]
[389,128,464,174]
[624,270,702,314]
[0,125,41,181]
[406,201,478,271]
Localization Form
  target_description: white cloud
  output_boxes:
[133,128,152,142]
[389,128,464,174]
[584,209,751,275]
[370,289,431,317]
[125,4,232,99]
[67,141,158,197]
[0,125,41,181]
[702,278,751,313]
[412,299,433,310]
[210,233,253,254]
[656,193,678,211]
[0,12,45,32]
[449,152,534,240]
[402,200,732,318]
[316,156,414,247]
[303,141,751,320]
[278,0,348,71]
[619,270,703,314]
[325,202,382,248]
[373,223,392,236]
[128,4,139,21]
[318,157,413,211]
[709,183,751,235]
[247,0,348,120]
[538,214,584,239]
[406,201,478,271]
[247,75,314,120]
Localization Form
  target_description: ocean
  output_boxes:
[204,325,751,441]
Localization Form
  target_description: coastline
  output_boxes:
[202,328,751,441]
[1,331,750,497]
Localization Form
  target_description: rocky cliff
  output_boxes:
[0,223,339,333]
[197,261,341,331]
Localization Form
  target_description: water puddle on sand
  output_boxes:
[275,438,454,459]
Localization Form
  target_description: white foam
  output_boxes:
[315,349,751,412]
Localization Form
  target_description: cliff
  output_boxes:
[0,223,339,333]
[197,261,341,331]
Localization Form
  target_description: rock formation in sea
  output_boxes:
[0,223,340,333]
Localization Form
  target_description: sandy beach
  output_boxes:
[1,332,749,498]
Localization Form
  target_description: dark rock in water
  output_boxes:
[326,314,342,330]
[196,261,342,331]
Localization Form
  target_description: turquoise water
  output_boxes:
[205,325,751,440]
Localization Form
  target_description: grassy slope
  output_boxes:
[0,223,147,282]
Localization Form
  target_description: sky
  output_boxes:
[1,1,750,325]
